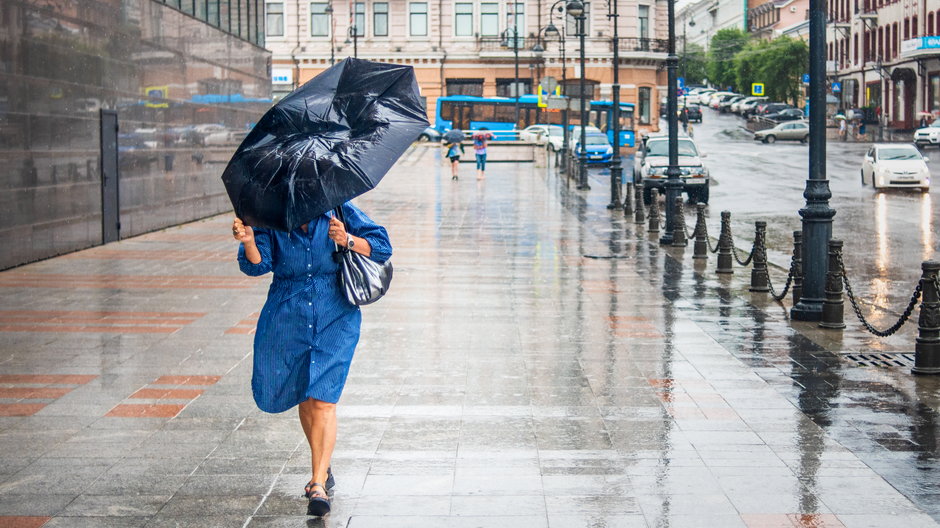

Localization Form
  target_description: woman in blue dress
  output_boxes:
[231,203,391,517]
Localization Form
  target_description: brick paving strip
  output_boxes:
[0,310,205,333]
[106,375,221,419]
[0,375,97,416]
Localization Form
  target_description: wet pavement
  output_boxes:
[0,143,939,527]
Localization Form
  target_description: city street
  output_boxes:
[688,107,938,334]
[1,144,939,527]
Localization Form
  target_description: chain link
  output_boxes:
[731,222,756,267]
[769,254,796,302]
[840,253,922,337]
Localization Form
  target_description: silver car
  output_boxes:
[753,121,809,143]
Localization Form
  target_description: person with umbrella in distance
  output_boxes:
[442,128,464,180]
[223,59,428,517]
[472,128,494,180]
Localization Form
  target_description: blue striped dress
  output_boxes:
[237,202,392,412]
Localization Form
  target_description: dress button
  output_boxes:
[308,302,312,306]
[308,324,312,328]
[307,264,311,268]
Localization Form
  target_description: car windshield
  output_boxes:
[878,147,922,160]
[585,135,609,145]
[647,139,698,157]
[930,121,940,128]
[548,127,564,137]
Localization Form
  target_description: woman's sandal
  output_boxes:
[306,483,331,516]
[303,467,335,497]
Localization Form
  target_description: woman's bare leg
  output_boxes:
[299,398,337,489]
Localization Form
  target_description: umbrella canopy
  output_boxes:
[221,58,429,232]
[442,129,464,143]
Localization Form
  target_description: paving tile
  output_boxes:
[105,404,187,419]
[0,517,51,528]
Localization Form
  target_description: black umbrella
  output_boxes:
[222,58,429,232]
[442,129,464,143]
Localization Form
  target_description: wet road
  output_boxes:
[686,108,938,341]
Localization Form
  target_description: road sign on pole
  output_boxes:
[751,83,765,96]
[540,76,558,94]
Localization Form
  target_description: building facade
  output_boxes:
[1,0,271,270]
[747,0,809,40]
[678,0,748,51]
[264,0,668,132]
[827,0,940,130]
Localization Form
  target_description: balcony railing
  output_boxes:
[616,37,669,53]
[477,36,540,52]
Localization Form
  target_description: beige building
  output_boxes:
[264,0,669,133]
[827,0,940,130]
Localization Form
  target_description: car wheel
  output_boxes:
[800,135,808,144]
[871,174,880,190]
[860,169,866,186]
[765,135,776,144]
[698,185,710,204]
[418,134,430,142]
[921,186,930,193]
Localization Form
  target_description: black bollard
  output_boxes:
[624,182,634,216]
[819,239,845,329]
[648,188,661,233]
[749,221,770,292]
[913,260,940,375]
[634,184,646,225]
[792,231,803,306]
[672,196,687,247]
[716,211,733,275]
[692,204,708,259]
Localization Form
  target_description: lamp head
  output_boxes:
[689,19,696,27]
[532,43,544,53]
[565,0,584,17]
[324,3,333,14]
[545,23,559,37]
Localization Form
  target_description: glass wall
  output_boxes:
[0,0,272,270]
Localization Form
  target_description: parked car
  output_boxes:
[752,102,791,119]
[718,95,746,113]
[738,96,768,116]
[709,92,739,109]
[684,104,703,123]
[861,143,930,191]
[544,125,569,152]
[519,124,554,144]
[764,108,805,122]
[418,126,441,142]
[687,88,715,105]
[913,120,940,148]
[753,121,809,143]
[635,134,710,203]
[570,132,614,164]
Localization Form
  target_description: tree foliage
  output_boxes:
[680,42,707,85]
[706,28,749,90]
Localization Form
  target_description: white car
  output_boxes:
[635,134,710,203]
[914,121,940,148]
[550,125,601,152]
[861,144,930,191]
[519,124,554,145]
[686,88,715,105]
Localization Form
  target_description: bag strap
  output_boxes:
[332,205,348,254]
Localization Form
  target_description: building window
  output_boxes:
[353,2,365,36]
[266,2,284,36]
[447,78,484,96]
[410,2,428,36]
[638,5,649,40]
[496,78,531,97]
[930,73,940,112]
[904,18,910,40]
[455,2,473,36]
[854,34,858,64]
[929,13,935,35]
[638,87,651,124]
[511,2,525,33]
[567,2,590,35]
[374,2,388,36]
[480,3,499,35]
[311,2,330,36]
[913,15,918,37]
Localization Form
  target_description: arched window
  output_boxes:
[929,12,935,36]
[904,18,910,40]
[913,15,919,37]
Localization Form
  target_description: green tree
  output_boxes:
[757,37,808,105]
[680,42,707,85]
[733,40,769,96]
[707,28,749,90]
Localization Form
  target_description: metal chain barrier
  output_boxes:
[768,253,796,302]
[699,220,720,253]
[729,222,756,267]
[840,253,922,337]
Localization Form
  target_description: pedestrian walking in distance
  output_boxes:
[473,128,494,180]
[445,140,464,180]
[231,206,392,517]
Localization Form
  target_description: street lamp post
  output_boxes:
[502,26,521,127]
[344,25,359,58]
[791,0,835,321]
[659,0,681,244]
[606,0,622,209]
[536,19,568,174]
[567,0,589,191]
[325,3,335,65]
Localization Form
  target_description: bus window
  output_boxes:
[474,103,497,122]
[494,104,515,123]
[597,110,609,132]
[620,111,635,131]
[440,101,454,120]
[589,110,599,128]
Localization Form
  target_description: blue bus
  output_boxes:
[435,95,636,147]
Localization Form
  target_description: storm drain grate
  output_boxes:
[843,353,915,368]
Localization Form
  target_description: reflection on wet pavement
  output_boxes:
[0,144,937,527]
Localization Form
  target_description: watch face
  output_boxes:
[348,236,355,248]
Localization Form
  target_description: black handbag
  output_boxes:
[332,207,393,306]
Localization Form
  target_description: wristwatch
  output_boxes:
[346,234,355,249]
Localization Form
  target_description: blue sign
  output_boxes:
[678,77,685,91]
[832,82,842,93]
[802,73,810,84]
